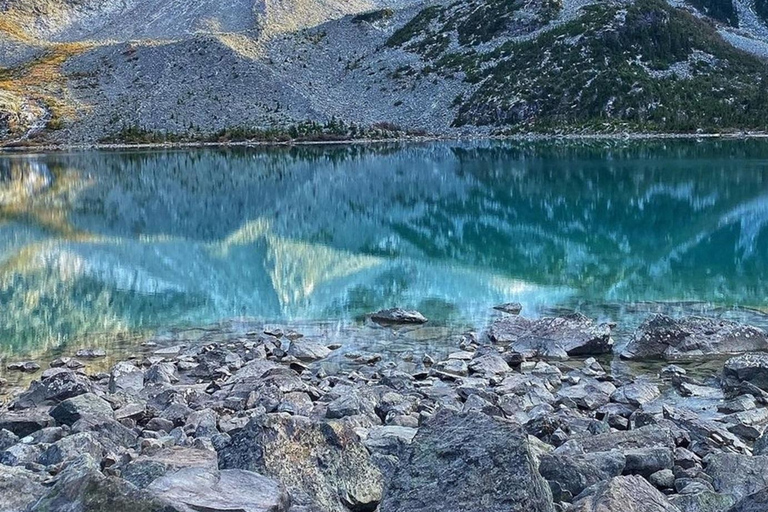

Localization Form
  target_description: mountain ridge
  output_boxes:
[2,0,768,143]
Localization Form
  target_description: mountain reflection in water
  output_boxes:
[1,140,768,357]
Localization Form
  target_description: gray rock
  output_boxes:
[705,453,768,502]
[1,442,44,466]
[0,465,46,512]
[0,409,53,437]
[468,352,510,376]
[663,406,749,456]
[109,361,145,394]
[578,425,675,453]
[71,415,138,453]
[649,469,675,489]
[287,339,331,362]
[621,315,768,360]
[219,413,383,512]
[671,490,736,512]
[379,410,555,512]
[370,308,428,324]
[0,429,19,451]
[727,488,768,512]
[75,348,107,358]
[571,475,681,512]
[6,361,41,372]
[557,382,613,411]
[38,432,105,466]
[623,447,674,477]
[489,313,613,359]
[50,393,114,426]
[539,450,625,498]
[362,426,417,457]
[13,370,94,407]
[145,363,178,385]
[122,447,218,488]
[148,467,289,512]
[30,454,177,512]
[611,381,661,406]
[723,353,768,392]
[493,302,523,314]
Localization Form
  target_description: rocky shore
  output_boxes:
[3,307,768,511]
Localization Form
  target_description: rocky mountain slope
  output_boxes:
[2,0,768,143]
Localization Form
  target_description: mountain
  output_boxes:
[2,0,768,143]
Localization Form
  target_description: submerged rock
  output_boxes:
[620,315,768,360]
[493,302,523,314]
[370,308,428,324]
[6,361,41,372]
[489,313,613,359]
[380,410,555,512]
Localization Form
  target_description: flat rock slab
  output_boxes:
[723,352,768,392]
[620,315,768,360]
[148,467,290,512]
[379,410,555,512]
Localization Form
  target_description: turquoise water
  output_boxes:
[2,140,768,357]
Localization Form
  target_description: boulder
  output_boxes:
[287,339,332,362]
[109,362,145,394]
[727,488,768,512]
[148,467,290,512]
[571,475,681,512]
[50,393,114,426]
[219,413,383,512]
[6,361,41,372]
[671,490,736,512]
[38,432,104,466]
[0,408,53,437]
[379,410,555,512]
[611,381,661,406]
[122,447,218,488]
[488,313,613,359]
[0,465,46,512]
[30,454,178,512]
[722,353,768,393]
[705,453,768,502]
[620,315,768,360]
[13,370,93,407]
[493,302,523,314]
[370,308,427,324]
[539,450,625,499]
[578,425,675,454]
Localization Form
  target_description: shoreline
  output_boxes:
[3,130,768,153]
[1,308,768,510]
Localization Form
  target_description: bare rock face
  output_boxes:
[570,475,682,512]
[488,313,613,359]
[620,315,768,360]
[379,410,555,512]
[218,413,384,512]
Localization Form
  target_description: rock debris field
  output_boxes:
[2,306,768,511]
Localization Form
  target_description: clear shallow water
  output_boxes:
[2,139,768,362]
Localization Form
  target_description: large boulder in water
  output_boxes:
[488,313,613,359]
[218,413,383,512]
[571,475,681,512]
[620,315,768,360]
[379,410,555,512]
